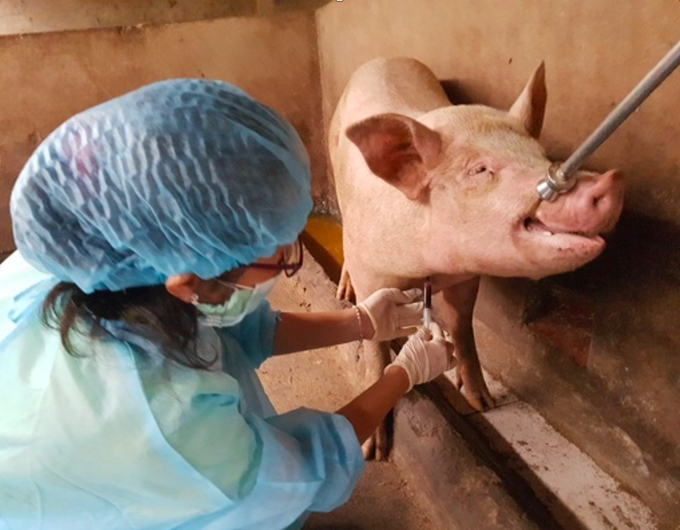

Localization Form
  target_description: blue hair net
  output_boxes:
[10,79,312,293]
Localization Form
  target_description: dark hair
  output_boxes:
[41,282,213,369]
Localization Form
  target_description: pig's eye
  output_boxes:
[468,164,492,176]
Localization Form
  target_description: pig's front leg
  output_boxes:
[437,277,495,411]
[359,339,392,460]
[338,268,393,460]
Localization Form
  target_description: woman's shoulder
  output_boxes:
[0,252,54,305]
[0,252,56,338]
[0,250,52,280]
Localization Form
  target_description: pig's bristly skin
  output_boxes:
[330,57,624,460]
[332,58,623,283]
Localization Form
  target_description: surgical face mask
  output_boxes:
[192,275,279,328]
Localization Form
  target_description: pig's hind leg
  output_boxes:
[436,277,495,411]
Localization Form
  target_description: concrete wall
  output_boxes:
[0,0,256,35]
[0,0,332,36]
[0,13,326,257]
[317,1,680,527]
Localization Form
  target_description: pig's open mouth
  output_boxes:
[523,217,604,243]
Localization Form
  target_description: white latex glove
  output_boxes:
[386,322,456,392]
[357,288,423,341]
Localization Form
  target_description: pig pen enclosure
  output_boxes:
[0,1,679,529]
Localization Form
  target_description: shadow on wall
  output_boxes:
[531,210,680,424]
[475,209,680,524]
[440,79,477,105]
[545,212,680,462]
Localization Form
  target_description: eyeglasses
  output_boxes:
[247,238,304,278]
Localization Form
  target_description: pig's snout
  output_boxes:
[588,170,624,208]
[535,169,624,236]
[578,170,624,233]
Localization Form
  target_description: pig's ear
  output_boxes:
[508,62,547,139]
[345,113,441,200]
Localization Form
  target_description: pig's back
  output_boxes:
[337,58,450,127]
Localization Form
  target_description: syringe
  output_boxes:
[423,277,432,330]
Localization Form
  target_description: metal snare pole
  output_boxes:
[537,39,680,202]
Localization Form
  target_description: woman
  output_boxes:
[0,79,455,529]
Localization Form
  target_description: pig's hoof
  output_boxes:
[361,437,375,460]
[465,390,495,412]
[361,425,388,461]
[455,367,496,411]
[461,382,496,412]
[336,265,355,301]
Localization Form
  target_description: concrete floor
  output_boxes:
[262,276,443,530]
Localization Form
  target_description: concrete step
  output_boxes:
[435,356,658,529]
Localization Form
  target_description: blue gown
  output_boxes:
[0,252,364,530]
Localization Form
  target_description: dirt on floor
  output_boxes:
[261,271,443,530]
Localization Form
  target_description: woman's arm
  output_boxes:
[273,308,372,355]
[336,365,409,444]
[272,287,423,356]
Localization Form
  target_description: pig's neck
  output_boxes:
[348,197,475,280]
[411,199,480,278]
[417,232,477,279]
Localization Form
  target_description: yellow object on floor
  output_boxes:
[302,215,344,284]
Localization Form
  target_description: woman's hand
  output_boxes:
[386,322,456,392]
[337,322,455,444]
[357,288,423,341]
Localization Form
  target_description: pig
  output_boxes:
[329,57,624,460]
